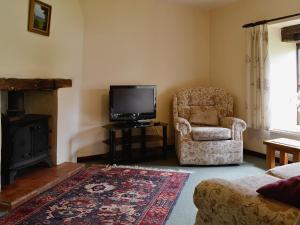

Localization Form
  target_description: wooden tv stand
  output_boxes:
[102,121,168,164]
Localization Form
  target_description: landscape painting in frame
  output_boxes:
[28,0,52,36]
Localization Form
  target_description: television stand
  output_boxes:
[102,121,168,164]
[124,120,152,127]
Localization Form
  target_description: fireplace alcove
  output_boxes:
[0,78,72,187]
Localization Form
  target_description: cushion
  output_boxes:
[178,106,190,120]
[256,175,300,208]
[233,174,280,196]
[192,127,231,141]
[267,162,300,179]
[189,108,219,126]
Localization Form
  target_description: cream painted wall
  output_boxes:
[0,0,84,164]
[210,0,300,154]
[77,0,210,157]
[3,0,297,159]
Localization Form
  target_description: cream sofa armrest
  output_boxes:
[193,179,299,225]
[194,179,243,209]
[174,117,192,136]
[220,117,247,141]
[295,216,300,225]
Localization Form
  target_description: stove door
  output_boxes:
[10,124,33,166]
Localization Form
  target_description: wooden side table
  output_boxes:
[263,138,300,169]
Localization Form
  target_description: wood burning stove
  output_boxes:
[1,91,52,185]
[7,91,25,116]
[0,78,72,187]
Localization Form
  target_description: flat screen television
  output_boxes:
[109,85,156,122]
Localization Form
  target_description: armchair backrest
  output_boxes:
[173,87,234,120]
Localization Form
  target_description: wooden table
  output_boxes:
[263,138,300,169]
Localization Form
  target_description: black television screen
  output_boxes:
[109,85,156,122]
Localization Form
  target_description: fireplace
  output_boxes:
[0,78,72,186]
[2,91,52,184]
[1,113,52,184]
[7,91,25,116]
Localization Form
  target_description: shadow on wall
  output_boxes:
[80,89,109,125]
[69,126,107,160]
[71,89,109,158]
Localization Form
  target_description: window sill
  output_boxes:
[270,128,300,137]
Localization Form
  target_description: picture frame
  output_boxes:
[28,0,52,36]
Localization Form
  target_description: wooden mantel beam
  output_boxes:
[0,78,72,91]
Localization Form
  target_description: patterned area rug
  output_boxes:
[0,165,189,225]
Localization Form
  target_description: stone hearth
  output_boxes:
[0,162,84,210]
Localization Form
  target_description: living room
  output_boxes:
[0,0,300,224]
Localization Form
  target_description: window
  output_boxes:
[268,24,298,132]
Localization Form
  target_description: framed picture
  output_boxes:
[28,0,52,36]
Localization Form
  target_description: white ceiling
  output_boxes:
[165,0,239,9]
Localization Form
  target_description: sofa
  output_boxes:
[173,87,247,165]
[194,163,300,225]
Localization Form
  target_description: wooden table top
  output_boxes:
[263,138,300,150]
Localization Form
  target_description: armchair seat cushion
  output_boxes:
[192,126,231,141]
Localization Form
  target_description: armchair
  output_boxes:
[173,87,246,165]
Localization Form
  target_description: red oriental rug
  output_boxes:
[0,165,189,225]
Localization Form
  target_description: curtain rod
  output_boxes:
[242,13,300,28]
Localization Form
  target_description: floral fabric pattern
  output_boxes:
[194,171,300,225]
[245,24,270,130]
[189,108,219,126]
[178,106,191,120]
[220,117,247,141]
[174,87,234,120]
[296,216,300,225]
[174,117,192,136]
[173,87,246,165]
[175,132,243,165]
[192,127,231,141]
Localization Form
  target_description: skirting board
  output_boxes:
[244,149,293,163]
[77,147,273,163]
[77,145,175,162]
[244,149,267,159]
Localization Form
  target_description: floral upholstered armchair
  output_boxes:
[173,87,247,165]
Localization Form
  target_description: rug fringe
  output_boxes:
[103,164,193,174]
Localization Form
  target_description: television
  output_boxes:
[109,85,156,122]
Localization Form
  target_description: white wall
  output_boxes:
[210,0,300,154]
[0,0,84,164]
[77,0,211,157]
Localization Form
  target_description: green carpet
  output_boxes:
[1,153,266,224]
[89,153,266,225]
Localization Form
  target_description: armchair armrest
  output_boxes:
[220,117,247,141]
[174,117,192,136]
[194,179,299,225]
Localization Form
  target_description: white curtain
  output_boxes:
[245,24,270,130]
